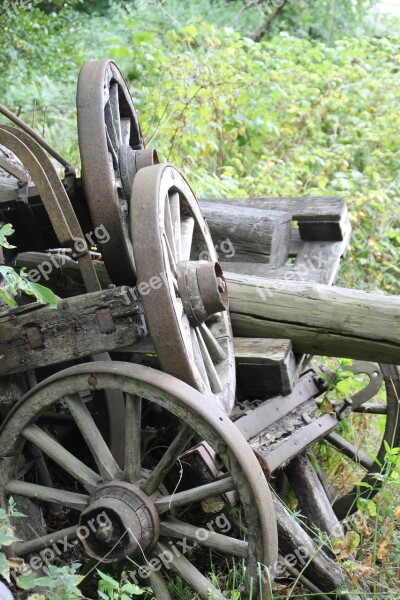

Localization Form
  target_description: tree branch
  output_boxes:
[250,0,289,42]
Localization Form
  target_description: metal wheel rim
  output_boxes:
[0,362,277,599]
[77,60,144,286]
[130,163,236,414]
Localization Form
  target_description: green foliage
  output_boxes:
[0,225,57,307]
[255,0,380,43]
[17,563,84,599]
[111,21,399,293]
[97,569,144,599]
[0,497,24,583]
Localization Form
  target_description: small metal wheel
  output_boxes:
[77,60,158,286]
[0,362,278,599]
[131,164,236,414]
[313,361,400,519]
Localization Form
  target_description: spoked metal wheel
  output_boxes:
[0,362,278,599]
[313,361,400,519]
[131,164,236,414]
[77,60,158,286]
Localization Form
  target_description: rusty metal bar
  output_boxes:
[235,371,321,441]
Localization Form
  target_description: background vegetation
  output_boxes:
[0,0,399,598]
[0,0,399,293]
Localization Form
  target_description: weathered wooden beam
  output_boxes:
[201,201,291,267]
[200,196,348,240]
[16,252,111,297]
[226,273,400,363]
[234,337,297,398]
[273,499,368,600]
[285,453,345,539]
[0,286,146,375]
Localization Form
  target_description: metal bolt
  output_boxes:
[96,523,114,543]
[217,277,226,293]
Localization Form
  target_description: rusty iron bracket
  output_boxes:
[96,308,116,334]
[26,326,44,350]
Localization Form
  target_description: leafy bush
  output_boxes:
[0,2,399,295]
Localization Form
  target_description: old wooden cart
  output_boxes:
[0,60,399,600]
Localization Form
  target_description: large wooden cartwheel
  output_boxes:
[0,362,278,599]
[77,60,158,286]
[131,163,236,414]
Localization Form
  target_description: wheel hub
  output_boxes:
[177,261,229,326]
[78,481,160,562]
[119,146,159,199]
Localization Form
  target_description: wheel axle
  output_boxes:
[78,481,160,562]
[177,261,229,326]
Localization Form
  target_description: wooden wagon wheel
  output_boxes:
[315,361,400,520]
[77,60,158,286]
[0,362,278,599]
[130,163,236,414]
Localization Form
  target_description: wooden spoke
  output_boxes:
[14,525,78,557]
[160,518,248,558]
[109,82,122,146]
[164,195,177,262]
[5,481,88,511]
[327,431,376,471]
[105,129,118,166]
[22,425,102,493]
[154,476,235,514]
[353,403,387,415]
[163,234,177,274]
[180,217,195,261]
[148,569,172,599]
[195,329,223,393]
[124,394,142,483]
[155,541,225,600]
[169,192,182,260]
[65,395,122,482]
[199,323,226,363]
[120,117,131,147]
[190,328,210,390]
[104,91,120,154]
[142,424,193,497]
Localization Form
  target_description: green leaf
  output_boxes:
[97,569,119,589]
[17,571,42,590]
[0,552,9,581]
[18,278,58,307]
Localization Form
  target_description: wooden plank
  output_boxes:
[201,201,291,267]
[223,263,327,282]
[16,252,112,296]
[298,211,349,242]
[222,212,351,284]
[200,196,347,222]
[294,215,352,285]
[285,454,345,539]
[234,371,321,439]
[234,337,297,397]
[200,196,348,240]
[226,273,400,363]
[0,286,146,375]
[262,414,338,473]
[273,499,367,600]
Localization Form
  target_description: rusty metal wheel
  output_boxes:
[0,362,278,599]
[313,361,400,519]
[130,164,236,414]
[77,60,158,286]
